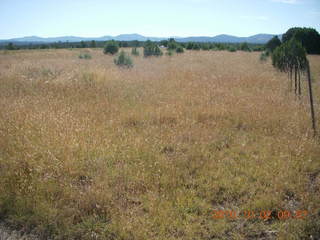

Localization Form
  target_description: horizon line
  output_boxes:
[0,32,283,41]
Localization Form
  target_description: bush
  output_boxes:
[78,53,92,59]
[114,51,133,68]
[167,38,178,50]
[259,52,268,62]
[216,43,226,51]
[131,47,139,56]
[143,41,163,57]
[104,40,119,55]
[192,43,201,50]
[166,50,174,56]
[186,42,194,50]
[201,44,210,51]
[176,46,184,53]
[252,45,265,52]
[239,42,251,52]
[228,46,237,52]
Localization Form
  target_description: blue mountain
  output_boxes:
[0,33,281,44]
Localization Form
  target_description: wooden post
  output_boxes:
[294,66,297,95]
[306,62,316,136]
[290,69,293,92]
[298,70,301,96]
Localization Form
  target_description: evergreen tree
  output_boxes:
[282,27,320,54]
[6,42,15,50]
[90,40,96,48]
[104,40,119,55]
[143,41,163,57]
[176,46,184,53]
[266,36,281,53]
[186,42,194,50]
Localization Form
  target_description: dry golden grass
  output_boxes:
[0,48,319,240]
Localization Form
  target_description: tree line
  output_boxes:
[266,27,319,136]
[266,27,320,54]
[1,38,264,52]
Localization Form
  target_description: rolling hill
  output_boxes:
[0,33,281,44]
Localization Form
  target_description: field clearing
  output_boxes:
[0,49,319,239]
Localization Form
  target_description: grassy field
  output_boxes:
[0,48,319,240]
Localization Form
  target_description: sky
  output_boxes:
[0,0,319,39]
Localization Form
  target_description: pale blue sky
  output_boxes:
[1,0,319,39]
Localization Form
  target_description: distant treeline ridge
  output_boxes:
[1,39,265,52]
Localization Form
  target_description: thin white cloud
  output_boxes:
[271,0,300,4]
[241,15,269,21]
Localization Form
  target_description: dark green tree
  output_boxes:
[120,42,129,47]
[201,43,210,51]
[90,40,96,48]
[272,38,316,135]
[103,40,119,55]
[143,41,163,57]
[80,41,86,48]
[186,42,194,50]
[272,39,307,95]
[239,42,251,52]
[160,40,168,47]
[176,46,184,53]
[132,40,140,47]
[282,27,320,54]
[167,38,177,50]
[216,43,226,50]
[265,36,281,53]
[6,42,15,50]
[192,43,201,50]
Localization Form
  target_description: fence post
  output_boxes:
[306,62,316,136]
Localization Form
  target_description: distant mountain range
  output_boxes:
[0,33,282,44]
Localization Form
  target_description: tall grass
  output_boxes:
[0,49,319,239]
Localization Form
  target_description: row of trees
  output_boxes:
[1,40,146,50]
[269,28,317,135]
[2,39,264,52]
[272,39,307,96]
[282,28,320,54]
[103,40,182,57]
[102,39,259,57]
[105,39,187,68]
[266,27,320,54]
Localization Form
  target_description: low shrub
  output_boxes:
[166,50,174,56]
[176,46,184,53]
[78,53,92,59]
[201,44,210,51]
[114,51,133,68]
[259,52,268,62]
[228,47,237,52]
